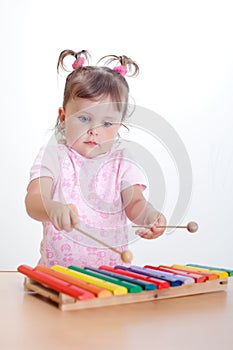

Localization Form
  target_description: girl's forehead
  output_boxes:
[66,96,124,117]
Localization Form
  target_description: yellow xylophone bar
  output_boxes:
[52,265,128,296]
[172,264,228,278]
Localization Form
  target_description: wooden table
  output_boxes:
[1,272,233,350]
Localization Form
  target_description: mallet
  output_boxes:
[132,221,198,233]
[69,203,133,263]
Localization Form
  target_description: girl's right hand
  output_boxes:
[47,202,79,232]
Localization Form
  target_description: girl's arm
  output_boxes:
[121,184,166,239]
[25,177,79,232]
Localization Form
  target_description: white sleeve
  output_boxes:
[29,144,61,183]
[119,149,148,192]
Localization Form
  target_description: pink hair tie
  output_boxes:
[72,57,85,69]
[113,65,127,76]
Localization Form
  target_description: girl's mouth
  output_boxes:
[84,141,98,146]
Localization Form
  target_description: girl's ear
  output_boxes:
[58,107,66,124]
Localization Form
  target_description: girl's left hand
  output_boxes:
[136,213,167,240]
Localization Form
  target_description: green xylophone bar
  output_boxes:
[69,266,142,293]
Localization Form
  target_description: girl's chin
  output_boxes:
[69,141,115,158]
[71,147,110,158]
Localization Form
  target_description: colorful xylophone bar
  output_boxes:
[18,263,232,311]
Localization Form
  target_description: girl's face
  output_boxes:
[59,96,123,158]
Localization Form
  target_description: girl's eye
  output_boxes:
[103,121,113,127]
[78,115,90,123]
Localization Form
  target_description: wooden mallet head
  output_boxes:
[121,250,133,263]
[186,221,199,233]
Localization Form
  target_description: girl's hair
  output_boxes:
[57,49,139,116]
[55,49,139,142]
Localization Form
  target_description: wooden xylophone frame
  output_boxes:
[23,275,228,311]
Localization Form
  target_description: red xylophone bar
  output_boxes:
[18,265,95,300]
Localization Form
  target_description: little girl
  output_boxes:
[25,49,167,268]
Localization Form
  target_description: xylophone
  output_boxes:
[18,263,232,311]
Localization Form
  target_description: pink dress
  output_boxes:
[29,142,147,268]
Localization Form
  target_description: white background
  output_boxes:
[0,0,232,270]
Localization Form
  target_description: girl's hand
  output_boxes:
[136,213,167,240]
[47,202,79,232]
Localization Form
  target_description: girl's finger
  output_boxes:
[135,229,154,238]
[135,228,150,236]
[70,210,79,227]
[68,203,79,216]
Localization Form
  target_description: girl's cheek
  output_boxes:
[108,127,120,139]
[65,128,82,146]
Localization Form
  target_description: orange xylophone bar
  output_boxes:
[35,265,112,298]
[163,265,218,280]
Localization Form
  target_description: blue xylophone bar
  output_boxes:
[118,265,184,286]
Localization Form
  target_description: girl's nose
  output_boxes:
[88,128,98,136]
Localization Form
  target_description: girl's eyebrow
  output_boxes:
[102,116,116,120]
[71,110,93,119]
[77,110,93,116]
